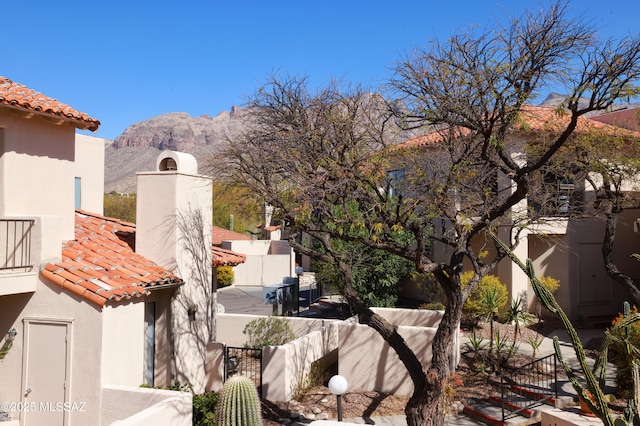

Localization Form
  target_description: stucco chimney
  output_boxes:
[135,150,212,392]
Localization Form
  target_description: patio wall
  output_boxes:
[338,322,435,396]
[262,321,339,401]
[216,313,332,347]
[338,308,458,397]
[215,309,458,401]
[222,240,295,287]
[101,385,192,426]
[205,341,225,392]
[371,307,444,327]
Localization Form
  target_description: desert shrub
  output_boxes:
[103,192,137,223]
[610,306,640,398]
[420,302,446,311]
[411,272,447,308]
[291,358,333,400]
[243,316,296,348]
[461,271,508,317]
[216,265,235,288]
[193,391,218,426]
[539,275,560,294]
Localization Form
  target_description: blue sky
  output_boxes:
[3,1,639,141]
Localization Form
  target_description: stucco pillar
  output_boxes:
[497,225,530,307]
[135,150,213,393]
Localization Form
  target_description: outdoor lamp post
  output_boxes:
[328,374,348,421]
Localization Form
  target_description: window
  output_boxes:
[74,177,81,209]
[386,168,406,198]
[529,169,583,217]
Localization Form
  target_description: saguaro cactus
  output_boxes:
[486,223,640,426]
[215,375,262,426]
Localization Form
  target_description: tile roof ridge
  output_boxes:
[75,209,136,227]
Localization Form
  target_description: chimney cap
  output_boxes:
[156,150,198,174]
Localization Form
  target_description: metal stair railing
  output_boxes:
[499,353,558,422]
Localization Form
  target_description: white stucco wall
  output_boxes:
[221,240,295,287]
[216,313,330,347]
[135,153,213,394]
[0,279,104,425]
[101,303,145,387]
[75,134,105,215]
[338,322,438,396]
[101,385,192,426]
[262,322,339,401]
[0,110,77,240]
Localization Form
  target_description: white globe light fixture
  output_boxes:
[328,374,348,421]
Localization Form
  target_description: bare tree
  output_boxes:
[217,2,640,424]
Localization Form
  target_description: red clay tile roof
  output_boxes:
[211,225,252,246]
[0,77,100,132]
[397,105,640,149]
[591,107,640,132]
[41,212,248,306]
[41,211,183,307]
[212,246,246,267]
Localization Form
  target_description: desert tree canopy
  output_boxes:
[216,2,640,424]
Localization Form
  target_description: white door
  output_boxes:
[22,319,72,426]
[577,243,613,306]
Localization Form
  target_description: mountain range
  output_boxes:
[104,94,637,193]
[105,107,245,193]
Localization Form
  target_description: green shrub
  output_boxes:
[193,391,218,426]
[216,265,235,288]
[420,302,446,310]
[461,271,508,316]
[103,192,137,223]
[243,316,296,348]
[412,272,447,308]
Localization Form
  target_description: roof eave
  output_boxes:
[0,103,100,132]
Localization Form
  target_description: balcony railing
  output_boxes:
[0,219,35,272]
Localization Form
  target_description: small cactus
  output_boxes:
[215,376,262,426]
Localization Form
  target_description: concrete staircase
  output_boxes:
[457,330,606,426]
[462,384,574,426]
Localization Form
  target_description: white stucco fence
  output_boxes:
[262,321,340,401]
[216,313,333,347]
[101,386,192,426]
[215,309,459,401]
[222,240,296,286]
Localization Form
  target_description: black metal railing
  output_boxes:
[224,346,263,396]
[500,353,558,422]
[0,219,35,272]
